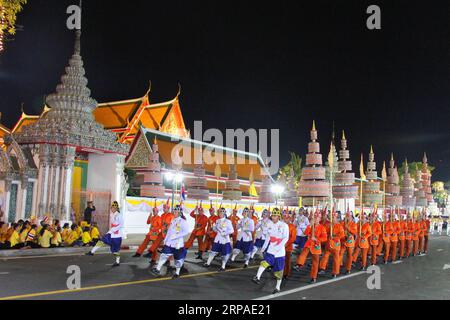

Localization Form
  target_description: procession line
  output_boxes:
[254,271,366,300]
[0,266,258,300]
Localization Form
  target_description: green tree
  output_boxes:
[397,161,435,180]
[0,0,27,51]
[277,152,302,188]
[124,168,139,197]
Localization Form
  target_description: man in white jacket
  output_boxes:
[252,208,290,294]
[203,207,234,271]
[151,205,190,279]
[251,209,270,259]
[231,207,255,268]
[86,201,124,267]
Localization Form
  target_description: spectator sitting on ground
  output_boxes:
[0,222,6,245]
[38,224,54,249]
[25,224,39,248]
[3,223,22,249]
[90,222,100,244]
[65,224,81,247]
[19,221,31,244]
[51,227,63,248]
[61,223,70,242]
[82,227,93,246]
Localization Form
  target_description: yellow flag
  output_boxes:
[214,163,221,178]
[360,154,366,180]
[381,161,387,181]
[328,142,334,168]
[249,183,258,197]
[299,197,303,208]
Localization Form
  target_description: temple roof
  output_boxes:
[127,127,273,185]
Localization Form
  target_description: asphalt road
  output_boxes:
[0,236,449,300]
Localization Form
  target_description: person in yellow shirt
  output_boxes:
[8,223,22,249]
[51,227,63,247]
[19,221,31,244]
[38,225,54,249]
[61,223,71,242]
[90,222,100,244]
[82,227,93,246]
[25,225,39,248]
[65,224,81,246]
[0,222,7,245]
[75,224,83,239]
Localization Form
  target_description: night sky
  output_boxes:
[1,0,449,181]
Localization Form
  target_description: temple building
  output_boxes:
[298,121,330,206]
[333,131,358,211]
[385,154,403,207]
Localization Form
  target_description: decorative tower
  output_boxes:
[141,139,165,198]
[222,164,242,201]
[361,146,383,206]
[385,154,403,206]
[298,121,330,206]
[325,131,339,182]
[421,153,433,204]
[283,168,300,206]
[400,159,416,208]
[414,163,427,207]
[258,161,274,204]
[333,131,358,201]
[186,152,209,200]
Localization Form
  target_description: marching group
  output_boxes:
[90,199,433,295]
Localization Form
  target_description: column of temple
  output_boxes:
[333,131,358,208]
[385,154,403,207]
[400,159,416,208]
[362,146,383,206]
[298,121,329,207]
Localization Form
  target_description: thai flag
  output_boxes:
[180,183,186,201]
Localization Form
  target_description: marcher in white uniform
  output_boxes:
[437,218,443,235]
[251,209,270,259]
[251,208,290,294]
[203,207,234,271]
[86,201,124,267]
[151,205,190,279]
[293,210,310,252]
[231,208,255,268]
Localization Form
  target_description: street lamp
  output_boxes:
[271,184,285,205]
[164,171,184,211]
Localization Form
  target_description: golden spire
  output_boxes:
[342,130,346,140]
[312,120,316,131]
[391,153,394,161]
[370,145,374,154]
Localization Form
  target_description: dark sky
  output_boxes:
[1,0,449,181]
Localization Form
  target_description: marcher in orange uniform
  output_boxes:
[319,213,344,277]
[283,212,297,279]
[294,212,328,283]
[352,213,372,270]
[370,213,382,265]
[228,206,240,246]
[133,204,162,262]
[339,212,357,274]
[382,213,393,264]
[417,214,426,254]
[405,213,414,258]
[422,213,430,254]
[204,205,219,252]
[398,214,407,259]
[148,200,174,254]
[390,211,401,262]
[184,203,209,259]
[412,215,421,256]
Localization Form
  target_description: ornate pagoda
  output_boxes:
[222,164,242,201]
[414,163,427,207]
[333,131,358,203]
[283,168,299,206]
[298,121,330,206]
[385,154,403,207]
[12,31,129,219]
[186,151,209,200]
[258,163,274,204]
[421,153,433,204]
[140,139,165,198]
[400,159,416,208]
[361,146,383,206]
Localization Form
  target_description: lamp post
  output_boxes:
[164,171,184,211]
[271,184,285,206]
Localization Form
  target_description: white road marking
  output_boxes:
[0,272,10,275]
[443,264,450,270]
[254,271,366,300]
[437,249,443,252]
[392,261,403,265]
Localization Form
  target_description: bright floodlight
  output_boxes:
[175,173,184,183]
[271,184,285,195]
[164,172,174,181]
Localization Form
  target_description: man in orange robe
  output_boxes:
[149,201,174,255]
[229,206,240,246]
[390,212,401,262]
[412,216,421,256]
[283,212,297,279]
[319,213,344,277]
[382,213,393,264]
[204,206,219,252]
[405,214,414,258]
[339,212,357,274]
[294,212,328,283]
[418,214,426,254]
[352,213,372,270]
[422,213,430,254]
[370,213,382,265]
[184,204,209,259]
[398,214,407,259]
[133,205,162,263]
